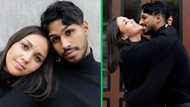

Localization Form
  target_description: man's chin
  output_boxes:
[144,30,154,35]
[65,57,80,63]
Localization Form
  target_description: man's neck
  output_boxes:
[156,22,166,31]
[85,47,91,57]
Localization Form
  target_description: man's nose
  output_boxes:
[60,37,71,49]
[139,19,143,25]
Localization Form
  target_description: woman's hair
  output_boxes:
[108,17,127,73]
[0,25,54,101]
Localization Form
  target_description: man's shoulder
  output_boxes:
[161,26,179,39]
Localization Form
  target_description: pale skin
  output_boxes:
[116,16,144,42]
[4,34,48,76]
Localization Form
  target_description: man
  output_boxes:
[137,1,190,107]
[0,1,99,107]
[139,1,178,39]
[37,1,100,107]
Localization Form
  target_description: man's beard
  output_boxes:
[144,26,156,35]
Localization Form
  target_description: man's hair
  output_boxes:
[41,1,84,34]
[141,1,169,20]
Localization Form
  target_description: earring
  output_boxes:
[56,56,62,62]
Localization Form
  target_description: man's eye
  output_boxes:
[65,29,73,36]
[50,37,60,43]
[141,16,146,19]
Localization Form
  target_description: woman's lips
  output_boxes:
[15,61,25,71]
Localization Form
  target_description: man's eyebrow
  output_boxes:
[61,25,69,32]
[49,25,70,37]
[49,34,59,38]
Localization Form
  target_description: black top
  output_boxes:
[0,69,17,97]
[37,49,100,107]
[119,26,190,107]
[0,49,100,107]
[0,69,34,107]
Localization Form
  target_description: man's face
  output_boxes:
[139,10,158,35]
[48,19,90,63]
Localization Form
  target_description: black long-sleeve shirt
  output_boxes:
[37,49,100,107]
[0,69,34,107]
[0,49,100,107]
[120,26,190,107]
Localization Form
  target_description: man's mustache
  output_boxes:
[64,47,80,52]
[61,47,80,56]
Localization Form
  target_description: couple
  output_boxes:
[110,1,190,107]
[0,1,99,107]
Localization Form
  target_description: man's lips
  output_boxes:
[64,49,77,58]
[142,25,147,31]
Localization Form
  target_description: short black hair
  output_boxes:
[141,1,170,20]
[41,1,84,34]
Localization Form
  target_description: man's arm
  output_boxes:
[120,35,176,65]
[126,52,175,105]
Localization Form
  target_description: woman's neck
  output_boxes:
[129,33,141,42]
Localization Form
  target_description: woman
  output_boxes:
[109,16,190,107]
[0,25,54,102]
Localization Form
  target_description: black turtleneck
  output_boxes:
[0,69,19,96]
[152,25,179,40]
[37,49,100,107]
[0,69,34,107]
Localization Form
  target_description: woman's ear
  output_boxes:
[120,34,128,40]
[82,20,89,33]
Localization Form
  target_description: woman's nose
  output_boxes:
[130,19,135,23]
[22,52,32,63]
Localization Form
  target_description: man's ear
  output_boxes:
[82,20,89,32]
[156,14,162,23]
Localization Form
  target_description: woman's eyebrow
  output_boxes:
[123,19,128,24]
[25,39,33,48]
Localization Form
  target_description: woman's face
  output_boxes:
[4,34,48,76]
[116,16,143,39]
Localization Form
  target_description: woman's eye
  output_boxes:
[21,43,29,51]
[125,21,128,25]
[34,56,42,63]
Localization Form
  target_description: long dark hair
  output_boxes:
[109,17,128,72]
[0,25,54,101]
